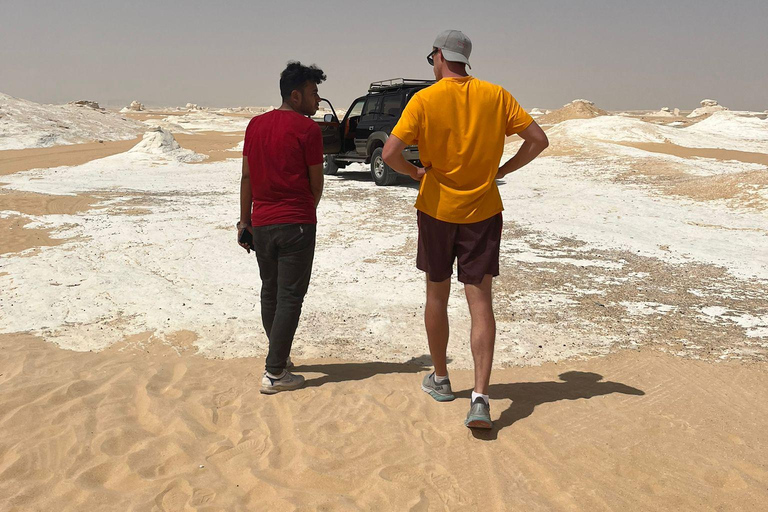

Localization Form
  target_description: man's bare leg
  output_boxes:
[425,277,451,376]
[464,274,495,394]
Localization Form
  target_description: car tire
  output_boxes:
[323,154,339,175]
[370,147,397,186]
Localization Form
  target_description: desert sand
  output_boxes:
[2,333,767,511]
[1,97,767,510]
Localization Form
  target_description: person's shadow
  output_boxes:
[456,371,645,440]
[296,355,433,389]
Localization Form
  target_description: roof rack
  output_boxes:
[368,78,435,92]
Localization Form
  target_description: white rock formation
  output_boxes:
[0,91,145,150]
[648,107,674,117]
[129,127,206,162]
[688,99,728,118]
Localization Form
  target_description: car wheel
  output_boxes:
[370,147,397,186]
[323,154,339,175]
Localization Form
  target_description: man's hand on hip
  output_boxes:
[411,167,427,181]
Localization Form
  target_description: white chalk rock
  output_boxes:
[688,99,728,118]
[129,127,206,162]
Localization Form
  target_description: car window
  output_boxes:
[404,86,428,104]
[362,96,381,116]
[348,99,365,117]
[380,94,402,117]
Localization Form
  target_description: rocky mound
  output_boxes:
[128,127,206,162]
[68,100,103,110]
[0,92,145,150]
[536,99,609,125]
[647,107,677,117]
[120,100,145,113]
[688,99,728,118]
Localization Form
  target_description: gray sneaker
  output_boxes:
[421,372,455,402]
[260,371,305,394]
[465,397,492,429]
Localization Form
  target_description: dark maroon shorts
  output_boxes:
[416,210,503,285]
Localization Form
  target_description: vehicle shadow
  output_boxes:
[333,169,421,190]
[455,371,645,441]
[296,355,434,389]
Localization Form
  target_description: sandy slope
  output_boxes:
[0,138,142,176]
[1,333,766,511]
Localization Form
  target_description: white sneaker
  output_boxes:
[260,371,305,394]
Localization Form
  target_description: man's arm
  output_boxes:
[238,156,252,252]
[382,135,426,181]
[498,121,549,179]
[308,163,324,207]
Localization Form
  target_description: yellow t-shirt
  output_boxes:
[391,76,533,224]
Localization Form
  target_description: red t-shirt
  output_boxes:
[243,109,323,227]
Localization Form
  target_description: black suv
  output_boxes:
[317,78,434,186]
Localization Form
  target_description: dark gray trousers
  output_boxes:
[252,223,316,374]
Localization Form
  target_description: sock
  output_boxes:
[471,391,489,405]
[434,372,449,383]
[266,370,286,380]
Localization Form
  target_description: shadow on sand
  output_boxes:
[455,371,645,440]
[296,356,433,389]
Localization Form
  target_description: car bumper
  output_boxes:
[403,145,420,162]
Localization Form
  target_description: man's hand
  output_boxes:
[411,167,427,181]
[240,156,253,252]
[237,222,252,253]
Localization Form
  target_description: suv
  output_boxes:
[317,78,434,186]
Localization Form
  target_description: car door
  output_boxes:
[317,98,341,154]
[340,98,365,154]
[355,95,381,156]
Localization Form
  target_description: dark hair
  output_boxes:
[279,61,326,101]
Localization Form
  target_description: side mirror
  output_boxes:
[323,113,334,123]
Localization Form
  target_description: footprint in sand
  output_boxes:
[146,362,187,398]
[382,390,410,410]
[190,487,217,506]
[155,479,195,512]
[379,463,470,506]
[207,435,268,464]
[411,420,449,448]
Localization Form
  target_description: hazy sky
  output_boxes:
[2,0,766,111]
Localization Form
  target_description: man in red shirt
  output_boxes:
[238,61,326,394]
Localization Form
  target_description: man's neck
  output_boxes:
[278,101,297,112]
[441,63,469,79]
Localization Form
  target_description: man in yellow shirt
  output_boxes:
[383,29,549,429]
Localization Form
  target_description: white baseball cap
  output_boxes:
[433,29,472,69]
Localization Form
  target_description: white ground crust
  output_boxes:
[548,112,768,153]
[1,109,766,365]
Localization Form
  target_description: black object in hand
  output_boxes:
[238,227,255,251]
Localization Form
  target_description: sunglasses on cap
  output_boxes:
[427,48,438,66]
